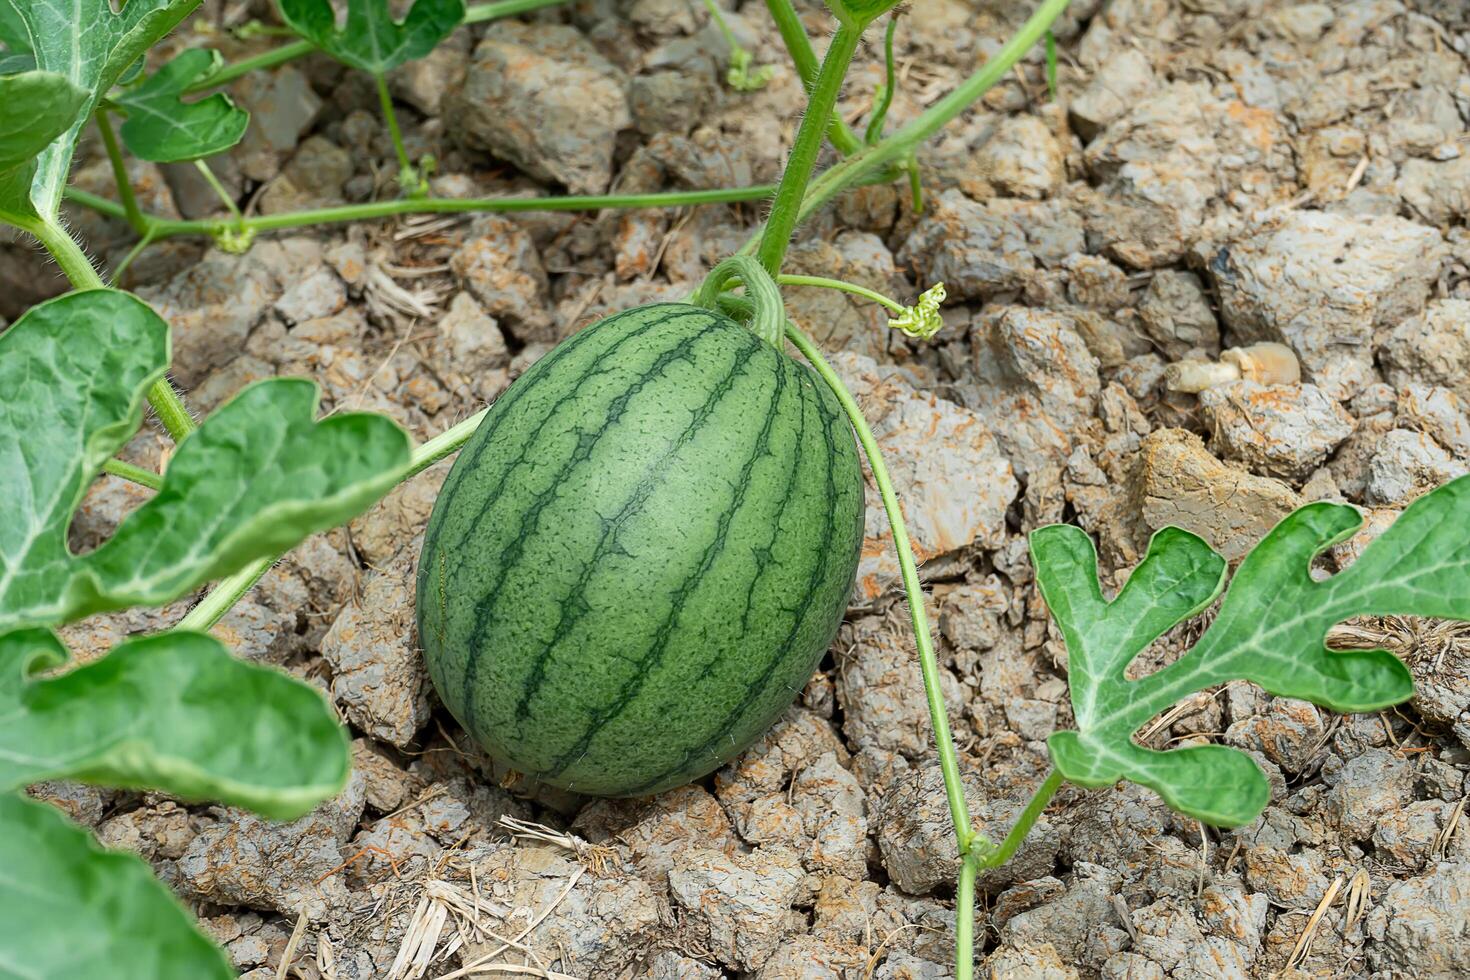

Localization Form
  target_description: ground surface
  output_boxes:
[13,0,1470,976]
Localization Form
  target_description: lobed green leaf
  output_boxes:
[278,0,464,76]
[0,791,232,979]
[0,289,412,635]
[0,0,203,219]
[0,629,348,818]
[822,0,901,28]
[116,49,250,163]
[1033,478,1470,827]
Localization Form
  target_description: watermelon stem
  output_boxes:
[695,256,785,346]
[754,22,863,278]
[786,320,1067,980]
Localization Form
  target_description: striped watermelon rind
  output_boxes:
[417,303,864,796]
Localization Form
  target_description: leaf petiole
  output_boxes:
[373,73,427,197]
[193,158,244,226]
[95,109,146,233]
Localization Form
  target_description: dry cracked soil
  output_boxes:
[12,0,1470,976]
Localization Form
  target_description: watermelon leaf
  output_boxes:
[0,71,88,171]
[115,49,249,163]
[0,0,202,221]
[0,288,412,635]
[278,0,464,76]
[1033,479,1470,827]
[822,0,901,28]
[0,791,233,979]
[0,628,348,817]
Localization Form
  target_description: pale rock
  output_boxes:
[274,266,346,325]
[1364,429,1468,505]
[1365,861,1470,978]
[1071,48,1157,138]
[450,215,552,342]
[837,614,967,760]
[178,772,366,920]
[984,944,1080,979]
[875,765,1060,894]
[898,190,1085,300]
[785,232,907,362]
[1211,211,1445,399]
[231,66,322,183]
[962,306,1101,481]
[1398,385,1470,459]
[320,540,430,748]
[1381,300,1470,401]
[669,847,805,972]
[828,352,1018,601]
[754,935,867,978]
[1400,156,1470,225]
[1133,428,1300,561]
[448,23,630,193]
[1324,747,1414,840]
[976,115,1066,199]
[1198,380,1355,480]
[138,249,279,386]
[460,843,660,978]
[573,784,741,888]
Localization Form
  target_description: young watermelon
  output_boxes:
[417,303,864,796]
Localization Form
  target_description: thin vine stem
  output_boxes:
[763,0,863,155]
[181,0,570,96]
[782,320,985,978]
[194,159,245,225]
[740,0,1073,258]
[774,273,905,314]
[756,22,862,277]
[11,214,197,442]
[102,458,164,491]
[975,768,1063,869]
[185,39,314,93]
[864,14,900,145]
[64,184,777,242]
[373,73,417,189]
[95,110,145,233]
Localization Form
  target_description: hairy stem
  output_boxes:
[94,110,145,233]
[783,321,984,978]
[741,0,1072,256]
[176,557,273,632]
[183,0,570,96]
[13,214,196,442]
[462,0,567,24]
[763,0,863,155]
[64,184,776,241]
[756,22,862,277]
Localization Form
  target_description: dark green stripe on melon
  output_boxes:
[417,303,864,796]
